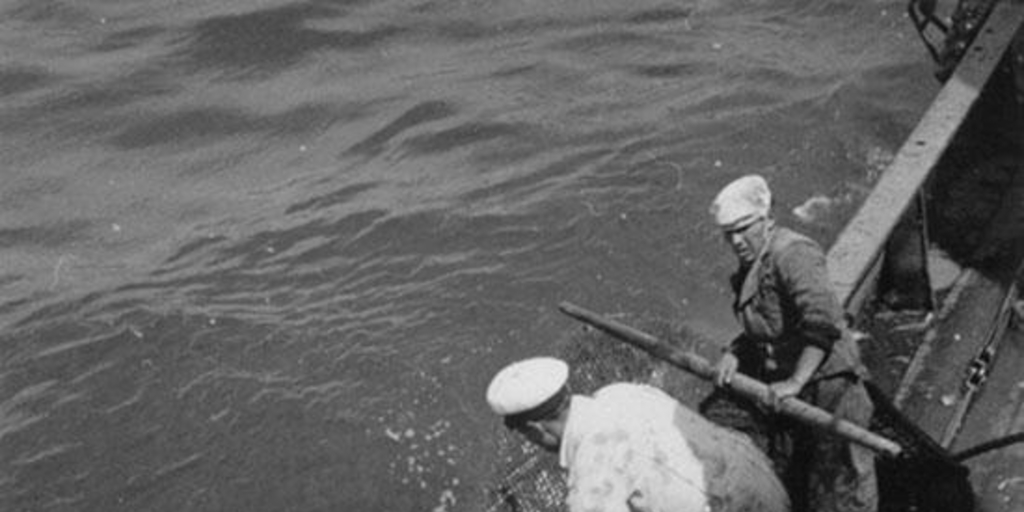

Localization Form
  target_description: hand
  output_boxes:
[713,352,739,387]
[765,379,804,411]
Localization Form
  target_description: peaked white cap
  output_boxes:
[486,357,569,416]
[710,174,772,229]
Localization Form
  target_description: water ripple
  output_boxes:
[108,103,345,149]
[171,2,402,78]
[345,100,458,157]
[0,65,54,97]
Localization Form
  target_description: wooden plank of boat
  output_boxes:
[951,326,1024,512]
[826,0,1024,315]
[893,267,1019,444]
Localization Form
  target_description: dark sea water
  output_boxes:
[1,1,940,510]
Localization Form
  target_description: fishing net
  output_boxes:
[866,382,975,512]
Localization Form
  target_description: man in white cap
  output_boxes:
[487,356,789,512]
[702,174,877,512]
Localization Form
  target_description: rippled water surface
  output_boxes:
[1,0,939,510]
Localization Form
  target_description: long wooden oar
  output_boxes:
[558,301,904,458]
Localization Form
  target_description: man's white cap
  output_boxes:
[710,174,772,230]
[486,357,569,417]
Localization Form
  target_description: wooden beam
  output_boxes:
[827,1,1024,313]
[558,301,905,457]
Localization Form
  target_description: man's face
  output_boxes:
[516,422,561,453]
[722,218,767,265]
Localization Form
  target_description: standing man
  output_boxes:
[700,174,877,512]
[486,356,790,512]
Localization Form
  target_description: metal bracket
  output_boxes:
[940,262,1024,447]
[908,0,950,63]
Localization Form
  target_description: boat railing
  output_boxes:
[826,0,1024,318]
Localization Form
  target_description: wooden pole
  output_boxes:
[558,301,904,458]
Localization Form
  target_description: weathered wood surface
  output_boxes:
[894,271,1015,443]
[952,327,1024,512]
[826,0,1024,313]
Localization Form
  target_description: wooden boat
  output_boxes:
[830,1,1024,510]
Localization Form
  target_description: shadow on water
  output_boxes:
[107,103,347,150]
[403,121,535,157]
[90,26,167,53]
[345,100,459,158]
[0,68,177,137]
[0,66,55,98]
[284,182,380,216]
[344,99,577,169]
[0,176,69,212]
[5,0,92,26]
[625,7,695,25]
[169,2,404,79]
[0,220,96,250]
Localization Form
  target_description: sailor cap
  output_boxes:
[486,357,569,423]
[710,174,772,230]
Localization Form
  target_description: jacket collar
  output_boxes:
[736,223,776,308]
[559,395,590,469]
